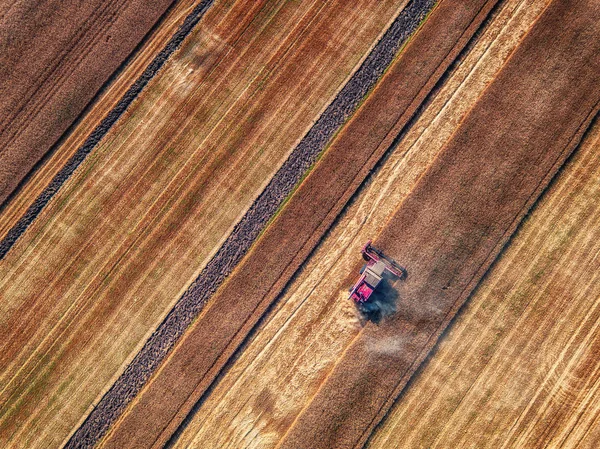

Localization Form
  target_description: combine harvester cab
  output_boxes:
[349,240,406,313]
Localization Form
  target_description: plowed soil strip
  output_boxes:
[100,1,499,448]
[276,1,600,448]
[0,0,216,260]
[0,0,175,204]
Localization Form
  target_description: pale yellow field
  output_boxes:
[169,1,550,447]
[368,109,600,449]
[0,0,409,447]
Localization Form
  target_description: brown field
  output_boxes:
[0,0,214,242]
[2,0,599,447]
[98,0,502,447]
[162,0,551,447]
[279,1,600,447]
[368,114,600,449]
[0,0,410,447]
[0,0,173,204]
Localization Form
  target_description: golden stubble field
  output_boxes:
[2,0,598,448]
[369,115,600,449]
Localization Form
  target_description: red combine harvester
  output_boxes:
[349,241,406,311]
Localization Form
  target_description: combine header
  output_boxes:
[349,240,406,311]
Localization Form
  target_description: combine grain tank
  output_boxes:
[349,240,405,309]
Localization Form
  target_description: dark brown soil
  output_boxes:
[277,1,600,448]
[0,0,174,205]
[97,1,500,447]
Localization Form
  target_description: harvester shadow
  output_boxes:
[358,273,400,324]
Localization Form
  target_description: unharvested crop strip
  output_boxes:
[98,1,500,448]
[68,2,438,447]
[276,1,600,447]
[0,0,215,261]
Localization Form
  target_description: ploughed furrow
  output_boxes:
[277,1,600,447]
[166,0,549,447]
[0,1,419,448]
[101,1,501,448]
[0,0,175,204]
[368,116,600,449]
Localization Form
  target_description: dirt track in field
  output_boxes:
[368,116,600,449]
[100,1,501,447]
[277,1,600,447]
[0,0,174,205]
[167,1,550,446]
[0,0,414,447]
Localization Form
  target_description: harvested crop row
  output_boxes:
[167,0,550,447]
[0,1,415,448]
[277,1,600,447]
[368,115,600,449]
[99,1,501,447]
[0,0,174,205]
